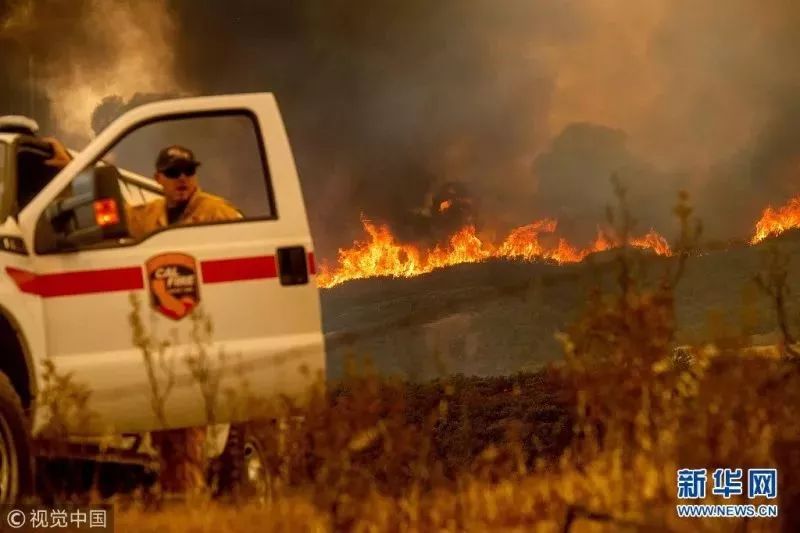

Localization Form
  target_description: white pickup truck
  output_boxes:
[0,94,326,501]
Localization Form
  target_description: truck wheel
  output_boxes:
[0,373,33,503]
[209,424,268,501]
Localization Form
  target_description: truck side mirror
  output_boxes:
[36,165,129,253]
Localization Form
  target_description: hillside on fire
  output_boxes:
[318,170,800,380]
[321,210,800,381]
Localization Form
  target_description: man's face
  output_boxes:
[155,164,199,205]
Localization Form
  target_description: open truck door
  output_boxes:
[15,94,324,435]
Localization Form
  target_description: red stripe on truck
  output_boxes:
[201,255,278,283]
[307,252,316,275]
[6,252,316,297]
[6,266,144,297]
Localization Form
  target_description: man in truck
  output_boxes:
[40,139,242,238]
[43,138,241,496]
[127,145,243,240]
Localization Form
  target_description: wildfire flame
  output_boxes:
[317,215,672,288]
[630,229,672,256]
[318,189,800,289]
[439,200,453,213]
[750,196,800,244]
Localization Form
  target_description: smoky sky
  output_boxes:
[3,0,800,258]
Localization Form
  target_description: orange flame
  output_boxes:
[590,228,617,253]
[439,200,453,213]
[750,196,800,244]
[317,190,800,288]
[496,219,556,259]
[317,215,672,288]
[630,229,672,256]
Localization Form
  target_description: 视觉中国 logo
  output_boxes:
[145,253,200,320]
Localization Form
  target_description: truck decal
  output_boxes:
[146,253,200,320]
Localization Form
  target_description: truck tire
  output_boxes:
[0,372,33,503]
[208,424,268,501]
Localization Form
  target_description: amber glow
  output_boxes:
[750,196,800,244]
[93,198,120,227]
[439,200,453,213]
[317,215,672,288]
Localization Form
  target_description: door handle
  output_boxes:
[276,246,309,286]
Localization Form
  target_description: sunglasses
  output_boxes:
[161,165,197,179]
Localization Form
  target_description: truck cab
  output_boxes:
[0,94,325,501]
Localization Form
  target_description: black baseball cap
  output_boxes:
[155,145,201,172]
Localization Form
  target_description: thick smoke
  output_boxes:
[3,0,800,258]
[532,123,684,244]
[1,0,184,146]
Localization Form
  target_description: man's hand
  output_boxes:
[41,136,73,168]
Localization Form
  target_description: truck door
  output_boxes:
[16,94,325,435]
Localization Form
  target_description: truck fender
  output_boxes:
[0,303,35,408]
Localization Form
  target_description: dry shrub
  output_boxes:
[117,499,329,532]
[37,358,95,441]
[544,187,800,531]
[242,362,572,530]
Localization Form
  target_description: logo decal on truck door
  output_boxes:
[145,253,200,320]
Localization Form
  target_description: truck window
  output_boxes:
[38,111,276,248]
[105,113,275,221]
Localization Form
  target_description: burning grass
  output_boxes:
[751,195,800,244]
[316,215,672,288]
[319,190,800,289]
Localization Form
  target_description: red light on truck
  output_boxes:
[93,199,120,227]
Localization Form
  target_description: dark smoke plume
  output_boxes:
[533,123,682,244]
[90,93,182,135]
